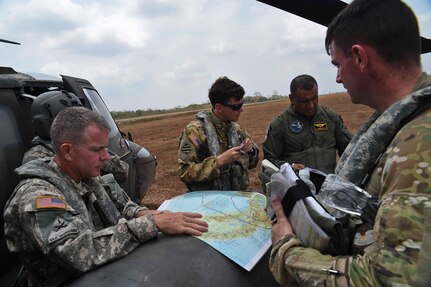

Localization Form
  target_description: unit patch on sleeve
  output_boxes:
[47,217,79,244]
[313,122,328,131]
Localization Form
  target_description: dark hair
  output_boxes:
[290,74,318,96]
[51,107,110,153]
[208,76,245,106]
[325,0,420,67]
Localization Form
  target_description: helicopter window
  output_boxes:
[82,88,120,139]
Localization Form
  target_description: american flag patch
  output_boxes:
[35,196,66,209]
[188,134,201,148]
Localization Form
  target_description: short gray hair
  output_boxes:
[51,107,111,153]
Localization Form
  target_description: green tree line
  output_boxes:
[111,91,287,120]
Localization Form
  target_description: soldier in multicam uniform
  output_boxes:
[263,74,352,174]
[3,107,208,286]
[270,0,431,286]
[22,90,129,184]
[177,76,259,191]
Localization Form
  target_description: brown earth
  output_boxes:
[117,93,373,209]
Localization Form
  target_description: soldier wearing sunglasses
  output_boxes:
[177,76,259,191]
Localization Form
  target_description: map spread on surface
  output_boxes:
[158,191,272,271]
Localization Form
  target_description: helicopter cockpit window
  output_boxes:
[82,88,120,139]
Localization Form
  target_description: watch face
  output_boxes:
[290,120,304,134]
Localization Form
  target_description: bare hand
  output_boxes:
[154,212,208,236]
[291,163,305,171]
[271,198,294,245]
[216,146,242,167]
[241,138,254,153]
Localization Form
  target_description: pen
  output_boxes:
[321,268,343,275]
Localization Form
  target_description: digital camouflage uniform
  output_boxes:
[263,105,352,174]
[22,136,130,184]
[3,158,157,286]
[270,73,431,286]
[178,111,259,191]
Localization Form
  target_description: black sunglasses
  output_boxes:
[219,101,244,111]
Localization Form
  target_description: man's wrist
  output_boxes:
[275,233,297,247]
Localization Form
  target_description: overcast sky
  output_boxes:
[1,0,430,111]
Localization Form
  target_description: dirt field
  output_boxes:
[117,93,373,209]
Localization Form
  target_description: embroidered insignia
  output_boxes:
[48,217,78,244]
[290,120,304,134]
[313,122,328,131]
[53,218,68,232]
[181,142,193,154]
[36,196,66,209]
[188,134,201,148]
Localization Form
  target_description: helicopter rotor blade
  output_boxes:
[0,38,21,45]
[256,0,431,54]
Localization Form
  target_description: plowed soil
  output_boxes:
[117,93,373,209]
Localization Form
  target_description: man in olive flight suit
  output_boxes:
[3,107,208,286]
[263,74,352,174]
[177,76,259,191]
[270,0,431,286]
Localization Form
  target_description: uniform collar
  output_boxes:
[49,159,86,194]
[287,105,322,119]
[209,111,231,131]
[412,72,431,92]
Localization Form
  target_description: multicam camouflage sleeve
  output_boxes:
[270,111,431,286]
[177,124,220,184]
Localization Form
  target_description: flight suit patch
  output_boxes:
[313,122,328,131]
[290,120,304,134]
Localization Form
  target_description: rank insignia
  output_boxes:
[290,120,304,134]
[313,122,328,131]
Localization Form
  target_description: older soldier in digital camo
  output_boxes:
[3,107,208,286]
[270,0,431,286]
[22,90,129,184]
[177,76,259,191]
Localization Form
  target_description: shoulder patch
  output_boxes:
[36,196,66,209]
[188,134,201,148]
[48,216,78,244]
